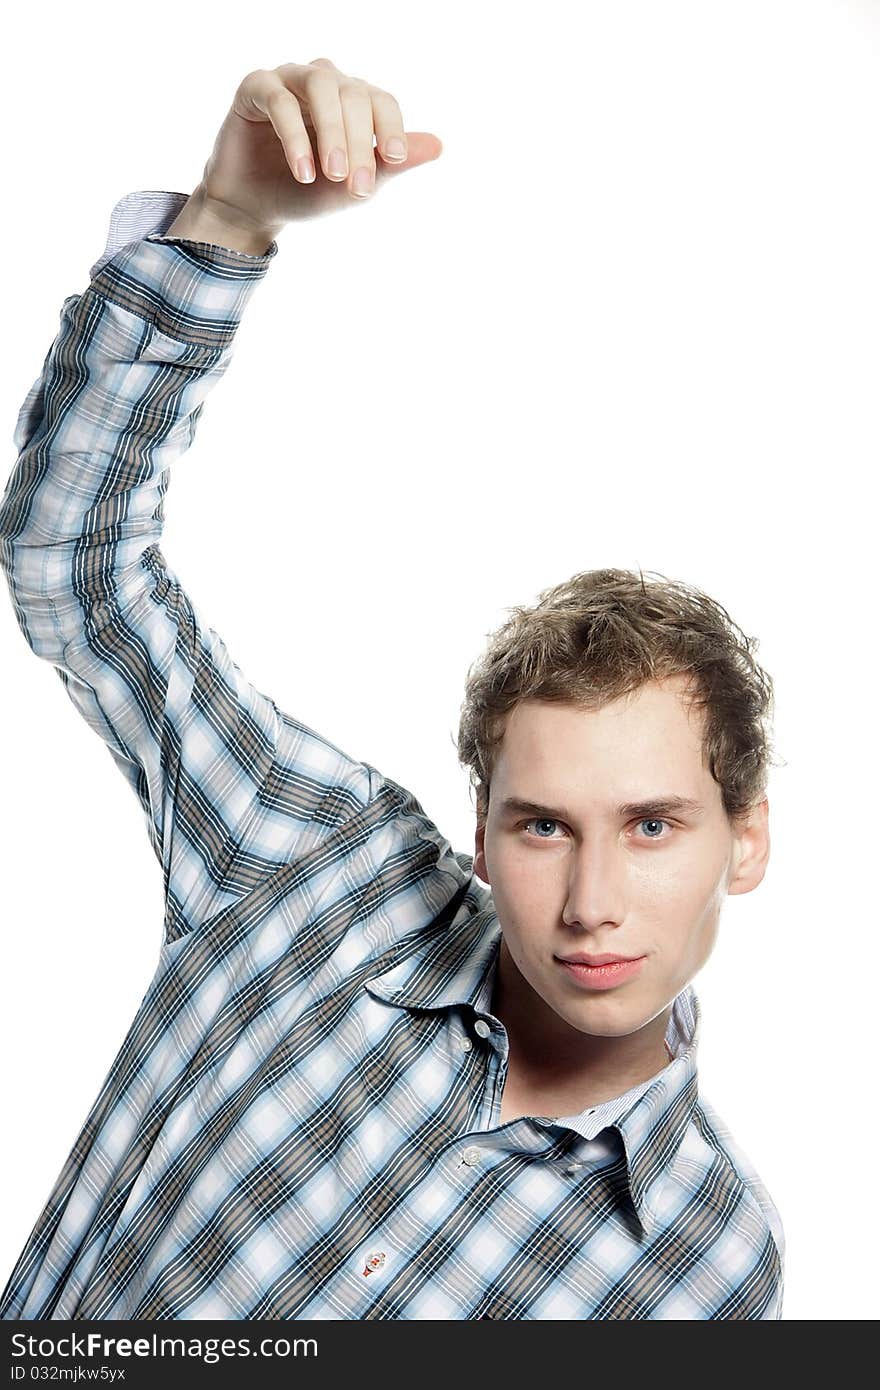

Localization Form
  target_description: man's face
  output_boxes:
[473,676,769,1042]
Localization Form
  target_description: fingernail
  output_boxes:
[385,137,407,161]
[352,167,374,198]
[328,147,348,179]
[295,155,315,183]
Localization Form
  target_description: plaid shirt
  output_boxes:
[0,192,785,1320]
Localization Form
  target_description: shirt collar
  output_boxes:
[364,904,700,1238]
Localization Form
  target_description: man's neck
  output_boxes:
[490,938,673,1114]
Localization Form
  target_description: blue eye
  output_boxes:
[639,819,667,838]
[524,818,561,838]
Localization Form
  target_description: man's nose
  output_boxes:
[561,842,626,931]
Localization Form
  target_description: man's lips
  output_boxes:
[556,952,644,966]
[556,954,647,990]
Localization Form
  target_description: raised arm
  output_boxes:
[0,61,444,947]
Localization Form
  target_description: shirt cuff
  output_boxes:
[87,190,278,350]
[90,190,191,279]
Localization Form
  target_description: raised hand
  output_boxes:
[191,58,443,241]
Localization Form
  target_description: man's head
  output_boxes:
[456,569,774,1045]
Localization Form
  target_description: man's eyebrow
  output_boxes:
[498,795,705,820]
[615,796,705,819]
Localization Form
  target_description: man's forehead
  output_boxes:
[501,680,706,744]
[493,683,713,797]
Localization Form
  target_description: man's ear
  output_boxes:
[727,796,771,896]
[474,819,490,885]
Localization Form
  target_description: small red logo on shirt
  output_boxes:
[362,1251,387,1276]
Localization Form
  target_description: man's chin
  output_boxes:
[546,986,653,1037]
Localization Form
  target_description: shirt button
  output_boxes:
[459,1037,473,1053]
[564,1162,583,1176]
[474,1019,491,1038]
[462,1145,483,1166]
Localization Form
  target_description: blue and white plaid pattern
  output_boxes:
[0,193,785,1319]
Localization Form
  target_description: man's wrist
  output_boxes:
[163,184,281,256]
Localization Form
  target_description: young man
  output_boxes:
[0,60,784,1319]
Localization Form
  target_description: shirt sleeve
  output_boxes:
[0,191,377,945]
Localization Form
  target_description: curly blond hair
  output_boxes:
[456,568,774,825]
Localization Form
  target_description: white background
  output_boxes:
[1,0,877,1321]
